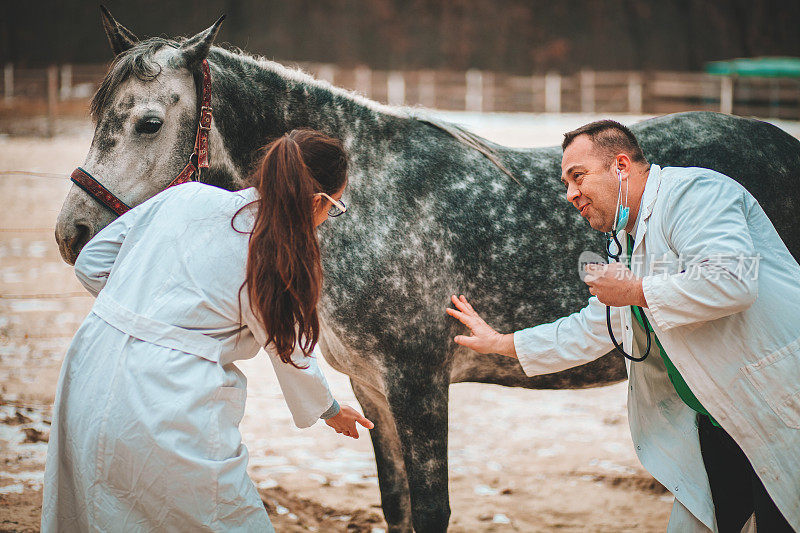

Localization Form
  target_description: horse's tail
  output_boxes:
[418,118,522,185]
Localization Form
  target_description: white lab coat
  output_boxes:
[514,165,800,532]
[42,182,335,532]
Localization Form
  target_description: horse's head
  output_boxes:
[55,7,224,264]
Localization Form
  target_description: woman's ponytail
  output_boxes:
[236,129,347,367]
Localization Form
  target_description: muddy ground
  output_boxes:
[4,112,793,531]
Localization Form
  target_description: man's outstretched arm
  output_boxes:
[447,294,619,376]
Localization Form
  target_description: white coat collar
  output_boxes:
[237,187,259,202]
[629,164,662,256]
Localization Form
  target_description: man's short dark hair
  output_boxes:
[562,120,647,165]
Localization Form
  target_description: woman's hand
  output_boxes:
[325,405,374,439]
[445,295,517,358]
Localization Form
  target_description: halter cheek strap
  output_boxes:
[70,59,213,216]
[169,59,213,188]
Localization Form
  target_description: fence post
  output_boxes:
[531,74,540,112]
[482,71,494,112]
[465,69,483,112]
[47,65,58,137]
[316,64,336,85]
[354,65,371,98]
[418,70,435,108]
[545,72,561,113]
[580,69,595,113]
[769,78,779,119]
[627,72,643,114]
[60,64,73,100]
[3,63,12,103]
[387,71,405,106]
[720,76,733,114]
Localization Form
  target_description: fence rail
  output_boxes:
[3,62,800,124]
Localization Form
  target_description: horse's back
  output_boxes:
[633,111,800,260]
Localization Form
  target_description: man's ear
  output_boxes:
[615,154,632,178]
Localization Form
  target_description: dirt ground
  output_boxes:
[3,112,793,531]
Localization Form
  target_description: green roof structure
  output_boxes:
[706,57,800,78]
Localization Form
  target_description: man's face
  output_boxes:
[560,135,619,232]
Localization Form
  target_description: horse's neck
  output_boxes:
[208,53,403,191]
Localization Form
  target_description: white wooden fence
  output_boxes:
[3,62,800,128]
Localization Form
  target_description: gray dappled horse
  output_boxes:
[54,10,800,533]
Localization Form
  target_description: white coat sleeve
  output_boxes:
[513,295,619,376]
[73,209,141,297]
[73,186,185,296]
[242,305,336,428]
[642,174,757,331]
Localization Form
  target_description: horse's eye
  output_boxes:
[135,117,163,135]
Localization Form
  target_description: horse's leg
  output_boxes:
[385,370,451,533]
[351,379,413,532]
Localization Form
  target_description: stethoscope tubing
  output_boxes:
[605,229,652,362]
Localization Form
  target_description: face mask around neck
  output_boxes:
[612,167,629,233]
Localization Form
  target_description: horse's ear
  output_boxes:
[100,5,138,56]
[180,15,225,68]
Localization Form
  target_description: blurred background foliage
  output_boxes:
[3,0,799,72]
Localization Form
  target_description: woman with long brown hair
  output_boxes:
[42,129,372,532]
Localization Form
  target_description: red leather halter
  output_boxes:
[70,59,213,217]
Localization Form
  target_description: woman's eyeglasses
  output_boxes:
[315,192,347,217]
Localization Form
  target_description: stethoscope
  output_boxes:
[603,168,652,362]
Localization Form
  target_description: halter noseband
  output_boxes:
[70,59,213,217]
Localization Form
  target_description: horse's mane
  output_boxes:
[217,45,410,119]
[236,52,520,183]
[239,52,520,183]
[90,37,517,183]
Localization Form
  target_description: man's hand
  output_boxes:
[445,295,517,358]
[584,262,647,308]
[325,405,374,439]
